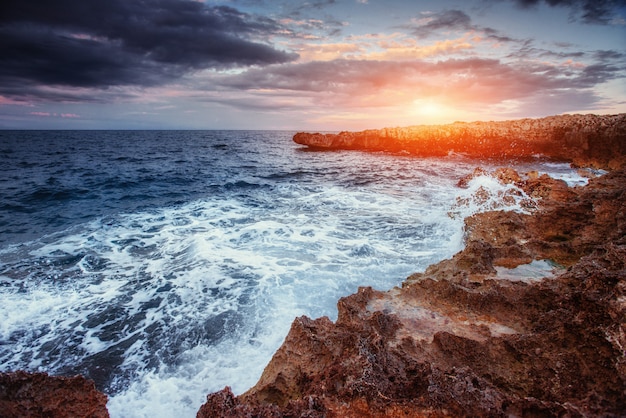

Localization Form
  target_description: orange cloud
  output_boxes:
[294,42,364,61]
[211,54,621,129]
[296,34,476,62]
[368,37,474,60]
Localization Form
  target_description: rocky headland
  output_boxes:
[2,114,625,417]
[197,165,626,417]
[198,114,626,417]
[294,114,626,170]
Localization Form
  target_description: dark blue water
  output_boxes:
[0,130,585,417]
[1,131,299,245]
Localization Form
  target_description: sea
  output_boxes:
[0,130,589,417]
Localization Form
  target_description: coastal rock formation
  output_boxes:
[293,114,626,169]
[0,371,109,417]
[198,167,626,417]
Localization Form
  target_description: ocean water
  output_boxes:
[0,130,587,417]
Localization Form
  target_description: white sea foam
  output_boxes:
[0,153,588,418]
[451,174,536,217]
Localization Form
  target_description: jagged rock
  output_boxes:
[198,168,626,417]
[294,114,626,170]
[0,371,109,418]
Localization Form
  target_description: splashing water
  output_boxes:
[0,131,587,417]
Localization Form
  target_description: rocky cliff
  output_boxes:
[198,166,626,417]
[293,114,626,169]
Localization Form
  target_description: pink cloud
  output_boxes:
[1,96,32,106]
[29,111,80,118]
[208,56,624,129]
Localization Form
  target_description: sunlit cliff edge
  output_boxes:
[294,113,626,170]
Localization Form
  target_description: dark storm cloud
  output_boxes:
[506,0,624,24]
[0,0,297,98]
[404,10,516,43]
[410,10,473,37]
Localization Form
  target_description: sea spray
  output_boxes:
[0,130,587,417]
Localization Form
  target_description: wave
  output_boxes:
[0,131,591,418]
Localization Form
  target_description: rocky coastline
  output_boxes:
[293,114,626,170]
[197,114,626,417]
[0,371,109,417]
[197,165,626,417]
[2,114,625,417]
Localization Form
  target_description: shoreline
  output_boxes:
[197,164,626,417]
[2,114,625,417]
[294,113,626,170]
[198,114,626,417]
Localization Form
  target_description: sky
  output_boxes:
[0,0,625,130]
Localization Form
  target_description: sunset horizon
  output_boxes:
[2,2,626,415]
[1,0,624,130]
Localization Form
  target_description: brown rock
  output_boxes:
[294,114,626,169]
[198,168,626,417]
[456,167,488,188]
[0,371,109,418]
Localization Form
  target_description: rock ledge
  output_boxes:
[294,113,626,169]
[199,166,626,417]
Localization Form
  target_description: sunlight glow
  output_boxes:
[410,99,452,123]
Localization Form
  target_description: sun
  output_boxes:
[410,99,457,124]
[413,99,443,116]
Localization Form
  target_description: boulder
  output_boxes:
[0,371,109,418]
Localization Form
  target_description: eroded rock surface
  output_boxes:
[294,114,626,169]
[198,168,626,417]
[0,371,109,418]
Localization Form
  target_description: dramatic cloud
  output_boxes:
[0,0,297,98]
[409,10,473,38]
[506,0,624,24]
[215,54,624,112]
[404,10,516,43]
[0,0,623,128]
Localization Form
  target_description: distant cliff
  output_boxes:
[294,113,626,169]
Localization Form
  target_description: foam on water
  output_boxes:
[0,131,590,418]
[450,174,536,217]
[2,181,467,417]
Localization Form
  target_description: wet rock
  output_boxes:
[198,168,626,417]
[0,371,109,418]
[456,167,488,188]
